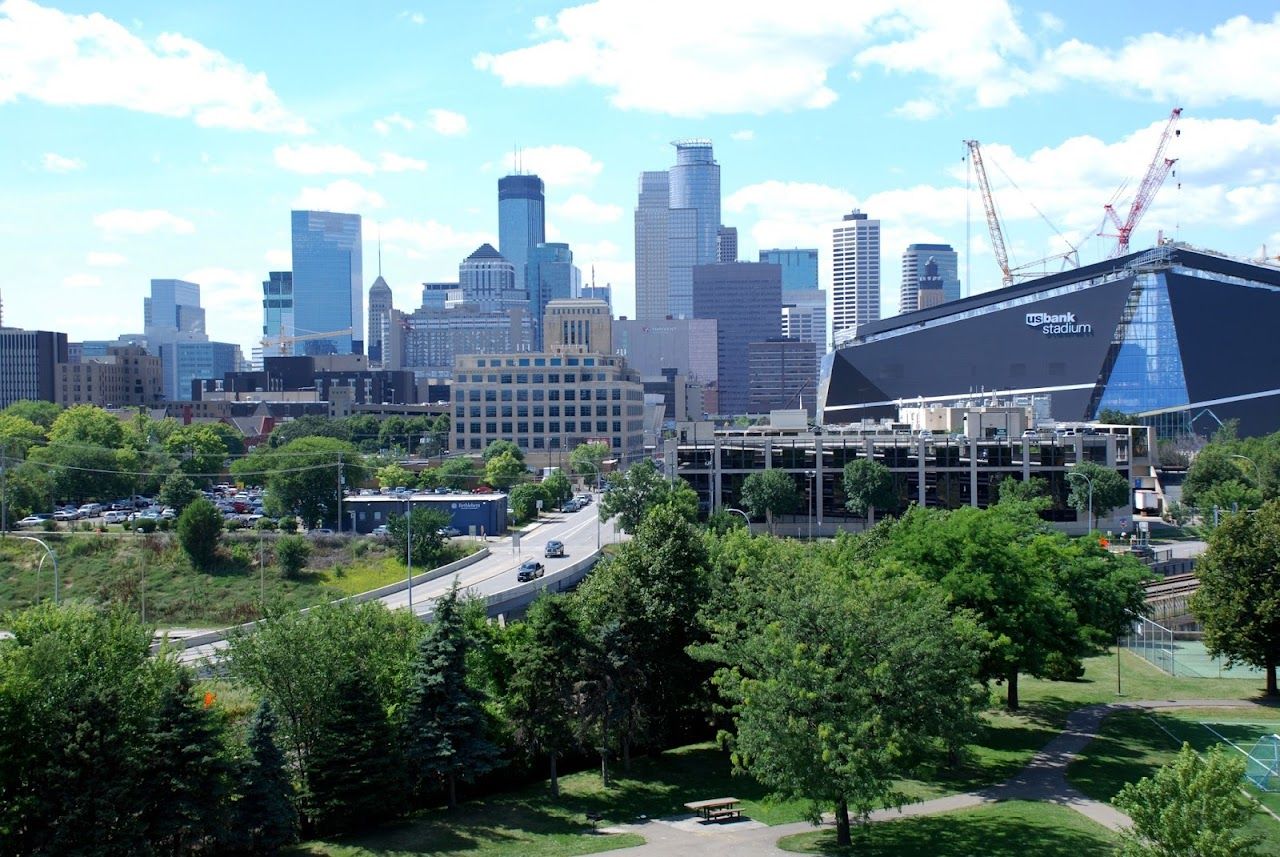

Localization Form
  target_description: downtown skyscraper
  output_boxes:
[498,173,545,293]
[635,140,721,321]
[291,210,363,356]
[829,210,880,340]
[900,243,960,314]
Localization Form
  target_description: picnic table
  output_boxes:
[683,797,742,822]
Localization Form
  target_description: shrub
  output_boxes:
[278,517,298,533]
[135,518,158,534]
[256,517,278,531]
[40,518,56,532]
[275,534,311,579]
[157,518,172,532]
[177,499,223,569]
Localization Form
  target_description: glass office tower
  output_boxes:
[527,242,576,349]
[667,140,720,319]
[290,210,363,355]
[498,174,546,293]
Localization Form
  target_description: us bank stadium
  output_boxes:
[819,244,1280,437]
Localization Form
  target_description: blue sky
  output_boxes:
[3,0,1280,356]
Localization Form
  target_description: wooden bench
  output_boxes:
[684,797,742,822]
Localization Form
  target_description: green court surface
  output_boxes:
[1156,714,1280,817]
[1124,637,1264,680]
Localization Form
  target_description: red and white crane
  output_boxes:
[1099,107,1182,257]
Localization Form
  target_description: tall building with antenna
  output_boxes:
[498,169,545,293]
[367,232,393,365]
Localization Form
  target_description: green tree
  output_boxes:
[376,461,414,490]
[438,456,477,490]
[177,498,223,569]
[164,423,229,481]
[48,403,127,448]
[740,468,800,535]
[842,458,897,526]
[505,596,584,797]
[405,585,501,808]
[483,439,525,463]
[997,475,1051,509]
[275,534,312,579]
[484,450,526,490]
[1113,743,1260,857]
[570,441,610,483]
[268,414,350,448]
[1096,408,1139,425]
[508,482,548,522]
[159,470,200,514]
[542,469,574,508]
[3,460,51,521]
[715,570,986,847]
[0,413,45,457]
[261,436,362,527]
[345,414,383,452]
[599,459,697,533]
[232,700,298,854]
[416,466,442,490]
[388,506,452,567]
[378,415,410,451]
[2,399,62,429]
[142,671,236,854]
[1067,461,1131,529]
[1192,499,1280,696]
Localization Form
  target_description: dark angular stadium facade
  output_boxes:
[819,245,1280,437]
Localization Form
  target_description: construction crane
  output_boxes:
[1099,107,1182,257]
[964,140,1079,288]
[261,327,354,357]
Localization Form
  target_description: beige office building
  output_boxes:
[56,346,163,408]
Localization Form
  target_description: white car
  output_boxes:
[17,515,44,527]
[102,510,129,524]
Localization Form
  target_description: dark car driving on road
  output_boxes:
[516,560,545,582]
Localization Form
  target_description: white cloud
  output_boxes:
[379,151,427,172]
[292,180,385,212]
[428,108,468,136]
[274,143,374,175]
[371,218,493,257]
[500,145,602,186]
[265,248,290,268]
[574,239,620,260]
[398,10,425,25]
[0,0,308,132]
[553,193,622,223]
[892,98,940,121]
[93,208,195,236]
[62,273,101,288]
[86,251,126,267]
[183,267,262,344]
[373,112,415,135]
[730,129,754,141]
[41,151,83,172]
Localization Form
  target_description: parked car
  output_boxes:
[308,528,335,537]
[561,498,582,512]
[102,510,129,524]
[437,526,463,538]
[576,494,592,505]
[16,515,44,527]
[544,540,565,558]
[370,524,390,537]
[160,508,177,520]
[78,503,103,517]
[516,560,545,582]
[53,510,80,522]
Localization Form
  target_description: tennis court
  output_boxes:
[1149,712,1280,818]
[1122,616,1264,679]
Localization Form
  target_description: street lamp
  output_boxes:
[1068,470,1094,534]
[17,536,58,604]
[1228,454,1262,485]
[577,460,602,550]
[725,507,751,529]
[805,471,815,541]
[404,495,413,612]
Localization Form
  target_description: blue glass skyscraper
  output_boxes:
[667,140,720,319]
[291,210,363,355]
[498,174,545,293]
[759,249,819,291]
[527,242,575,348]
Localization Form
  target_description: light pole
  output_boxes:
[17,536,58,604]
[405,496,413,612]
[1228,454,1262,487]
[725,507,751,530]
[1068,470,1094,534]
[805,470,815,541]
[578,460,602,549]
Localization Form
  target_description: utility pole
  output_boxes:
[336,455,344,533]
[1,440,8,537]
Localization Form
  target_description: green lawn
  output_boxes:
[297,743,807,856]
[0,532,475,626]
[776,801,1119,856]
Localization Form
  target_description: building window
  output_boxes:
[502,422,512,433]
[550,421,560,433]
[517,422,528,433]
[533,422,544,433]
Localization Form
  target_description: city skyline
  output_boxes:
[4,1,1280,357]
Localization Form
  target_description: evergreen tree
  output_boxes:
[305,671,403,835]
[232,700,298,855]
[505,596,584,797]
[143,671,236,854]
[405,585,502,808]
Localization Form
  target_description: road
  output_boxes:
[174,498,617,666]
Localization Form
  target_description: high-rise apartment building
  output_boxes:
[290,210,363,355]
[0,328,67,407]
[367,275,393,365]
[527,242,578,349]
[717,225,738,263]
[634,140,721,321]
[830,210,880,340]
[498,174,545,293]
[56,345,162,408]
[635,171,670,321]
[692,262,781,415]
[900,243,960,314]
[261,271,293,358]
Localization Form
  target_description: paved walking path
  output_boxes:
[606,698,1273,855]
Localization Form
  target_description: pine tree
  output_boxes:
[142,671,236,855]
[233,700,298,855]
[304,671,403,835]
[405,585,502,808]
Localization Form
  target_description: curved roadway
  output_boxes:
[175,498,617,666]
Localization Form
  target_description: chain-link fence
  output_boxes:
[1121,614,1263,679]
